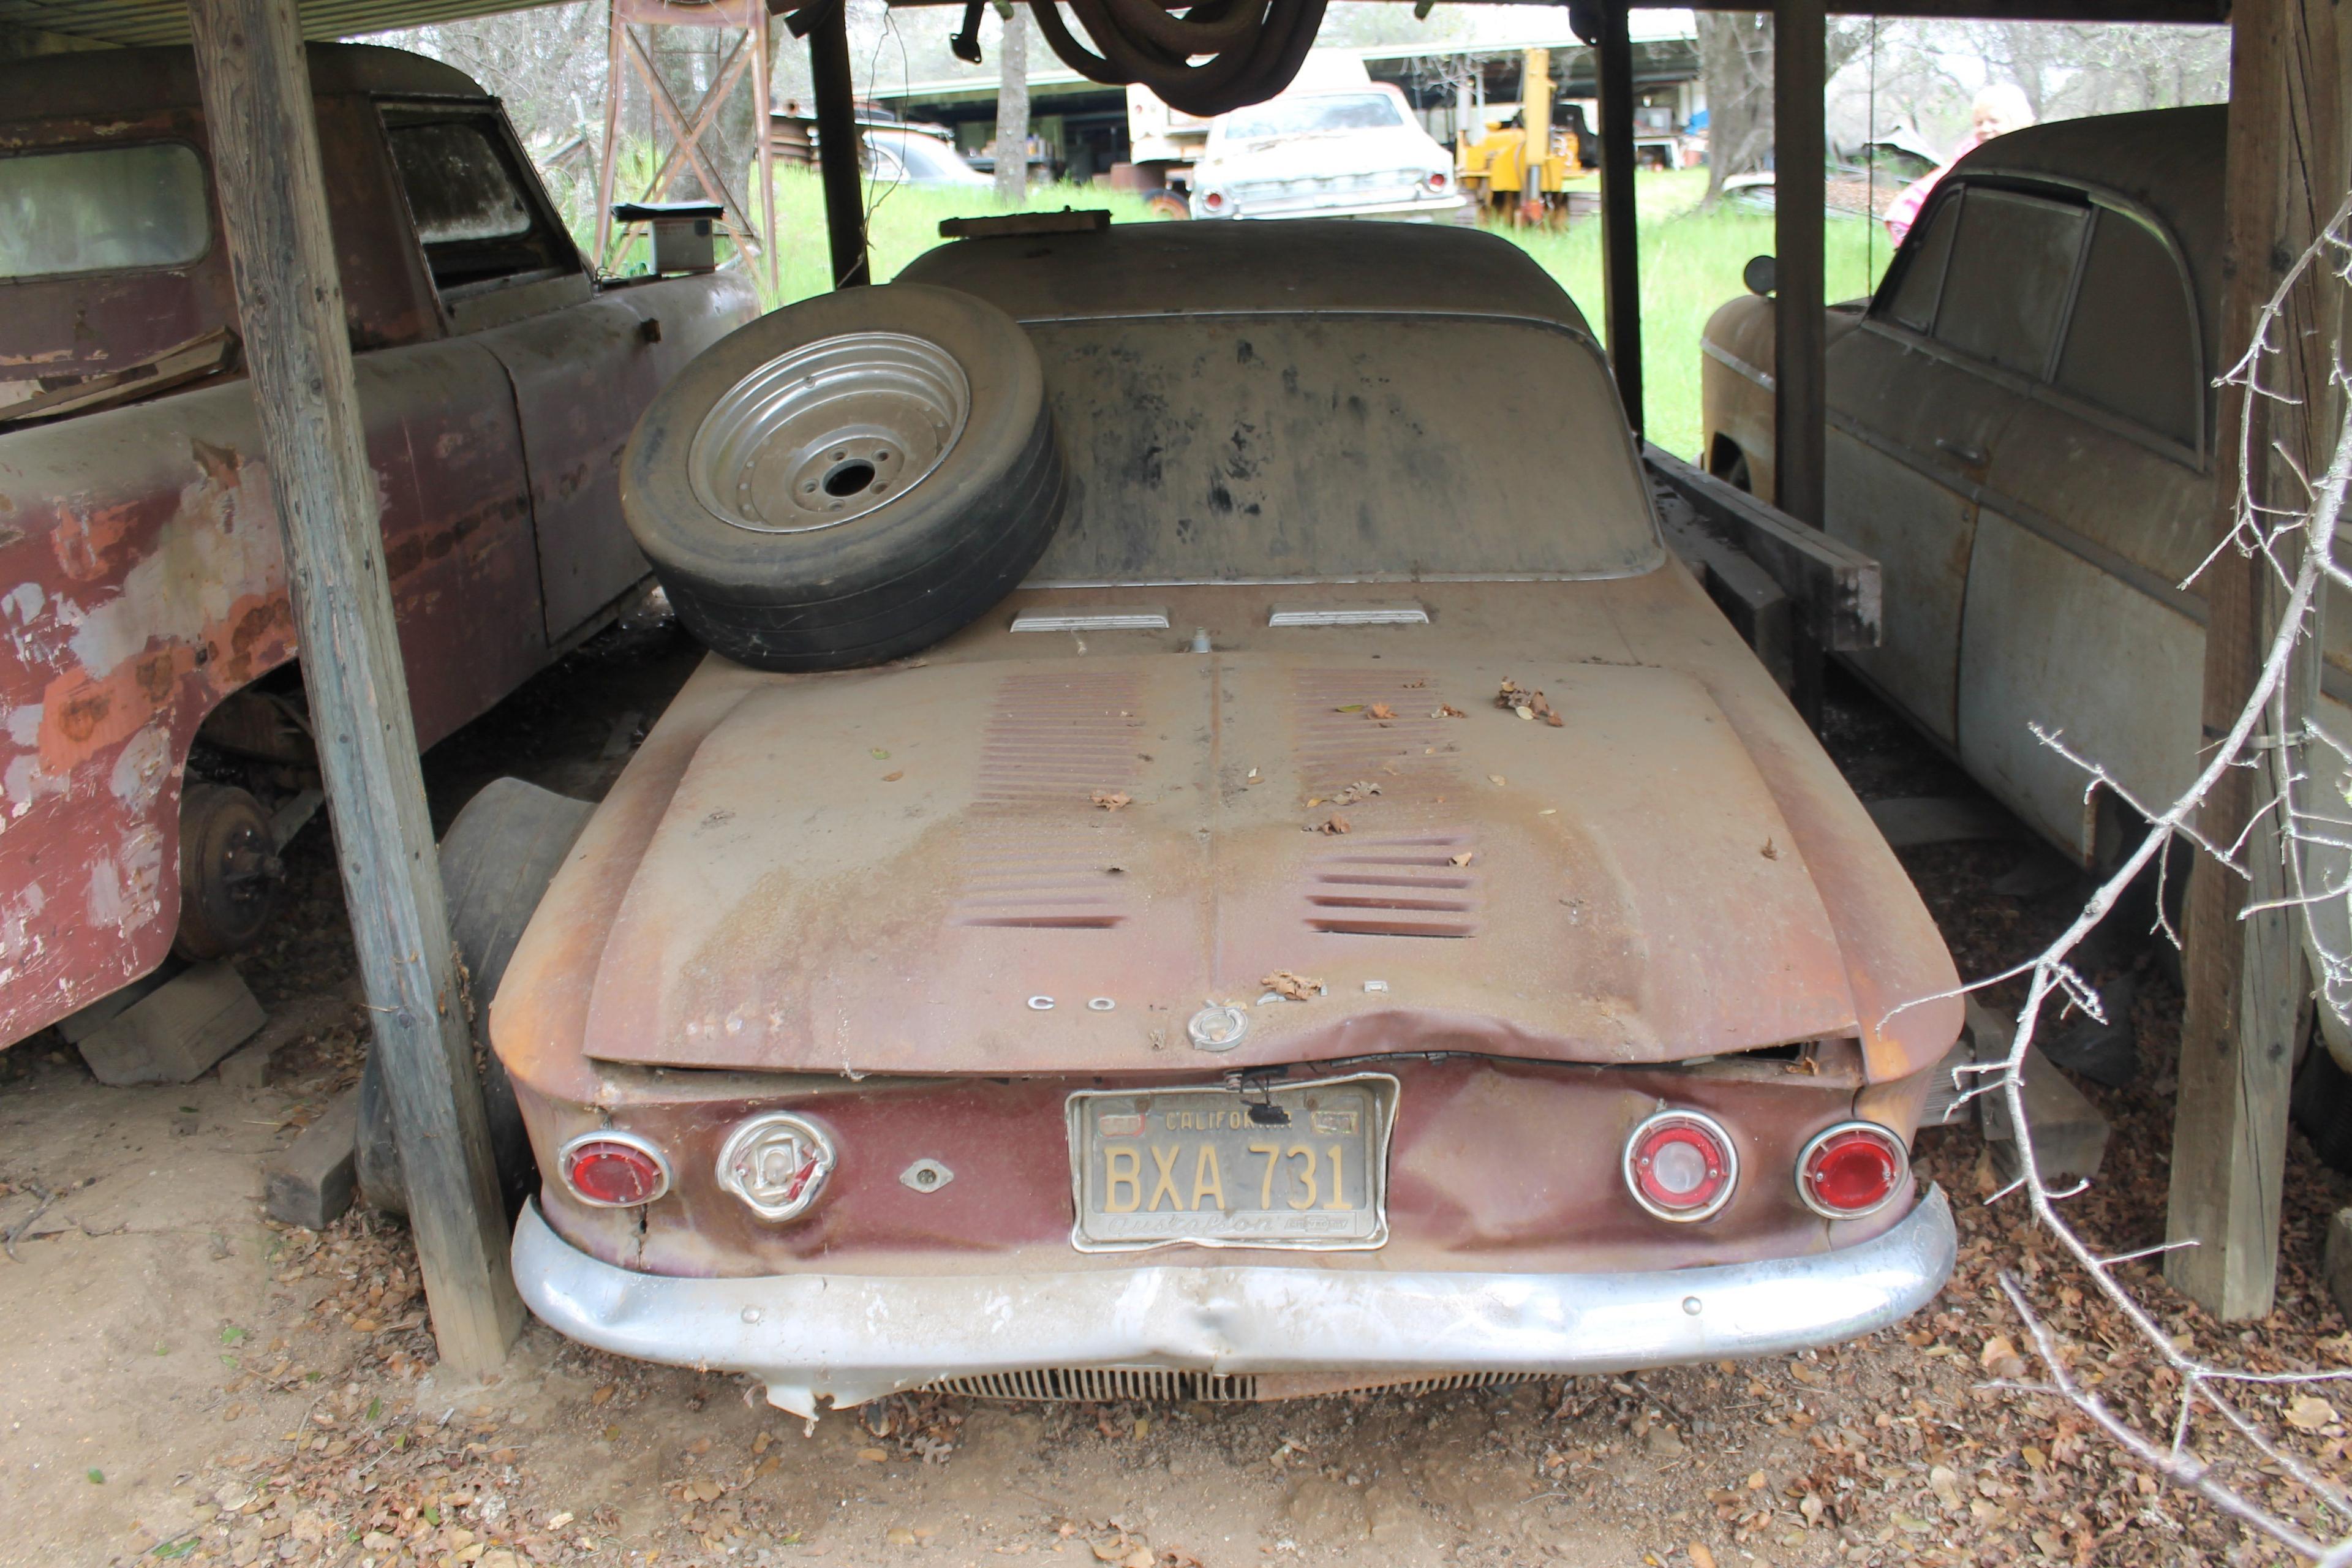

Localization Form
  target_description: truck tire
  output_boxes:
[358,778,594,1218]
[619,283,1065,672]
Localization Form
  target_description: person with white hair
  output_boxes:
[1883,82,2038,244]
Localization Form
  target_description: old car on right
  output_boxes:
[1697,103,2352,1060]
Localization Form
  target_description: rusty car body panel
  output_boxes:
[494,222,1962,1410]
[0,43,757,1046]
[1696,106,2352,856]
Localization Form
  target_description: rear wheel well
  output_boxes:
[1706,434,1754,492]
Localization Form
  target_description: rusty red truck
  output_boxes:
[0,42,756,1044]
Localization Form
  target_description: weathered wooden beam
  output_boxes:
[1645,443,1879,652]
[1595,0,1642,434]
[187,0,523,1373]
[802,0,870,288]
[1772,0,1826,529]
[2165,0,2342,1321]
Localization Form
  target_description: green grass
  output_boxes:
[1498,168,1896,461]
[644,162,1891,462]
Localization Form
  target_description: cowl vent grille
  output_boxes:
[952,672,1142,931]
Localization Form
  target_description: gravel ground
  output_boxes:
[5,639,2351,1568]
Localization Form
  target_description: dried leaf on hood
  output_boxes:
[1366,703,1395,720]
[881,771,903,783]
[1496,679,1564,726]
[1261,971,1325,1001]
[1434,703,1467,718]
[1090,790,1132,811]
[1309,815,1352,835]
[1333,703,1364,713]
[1449,851,1475,867]
[1328,780,1382,807]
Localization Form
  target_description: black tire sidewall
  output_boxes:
[620,284,1052,625]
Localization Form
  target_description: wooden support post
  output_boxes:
[1596,0,1642,434]
[2166,0,2343,1321]
[187,0,524,1374]
[594,5,624,271]
[806,0,869,288]
[752,4,777,298]
[1771,0,1825,527]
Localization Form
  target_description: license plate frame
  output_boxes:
[1065,1073,1399,1254]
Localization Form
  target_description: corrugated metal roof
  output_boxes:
[0,0,559,50]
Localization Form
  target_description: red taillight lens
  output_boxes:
[561,1133,670,1207]
[1623,1110,1738,1222]
[1425,170,1450,192]
[1798,1122,1907,1218]
[1202,190,1227,212]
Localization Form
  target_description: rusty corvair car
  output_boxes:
[496,221,1961,1415]
[0,43,754,1046]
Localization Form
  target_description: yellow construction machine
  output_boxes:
[1456,48,1591,225]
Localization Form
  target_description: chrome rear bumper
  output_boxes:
[513,1186,1954,1418]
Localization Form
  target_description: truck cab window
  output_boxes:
[385,115,565,292]
[0,142,209,280]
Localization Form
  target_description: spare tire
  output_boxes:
[620,283,1065,671]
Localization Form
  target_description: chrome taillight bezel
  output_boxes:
[1795,1120,1909,1220]
[557,1129,674,1208]
[715,1112,837,1223]
[1621,1108,1740,1223]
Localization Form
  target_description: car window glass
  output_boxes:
[1219,93,1403,143]
[2054,207,2199,447]
[1932,186,2089,379]
[0,143,208,280]
[1881,188,1958,334]
[385,115,565,291]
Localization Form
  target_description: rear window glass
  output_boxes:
[388,121,531,245]
[0,143,209,281]
[1932,186,2088,379]
[1219,94,1404,143]
[1882,187,1958,334]
[1023,314,1660,584]
[2054,208,2200,447]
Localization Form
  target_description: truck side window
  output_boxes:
[2053,206,2200,449]
[385,115,565,292]
[0,143,209,280]
[1931,186,2089,380]
[1882,187,1959,335]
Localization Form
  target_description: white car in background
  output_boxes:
[1191,80,1466,223]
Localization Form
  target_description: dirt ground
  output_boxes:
[7,628,2352,1568]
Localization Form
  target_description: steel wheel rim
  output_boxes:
[689,330,971,533]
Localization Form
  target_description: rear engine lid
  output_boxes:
[575,651,1861,1075]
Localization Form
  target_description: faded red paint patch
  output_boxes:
[50,496,160,582]
[214,592,293,687]
[38,644,192,773]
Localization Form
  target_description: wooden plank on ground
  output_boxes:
[75,962,263,1086]
[264,1087,360,1231]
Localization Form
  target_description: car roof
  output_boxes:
[898,219,1594,334]
[0,41,486,121]
[1953,104,2225,364]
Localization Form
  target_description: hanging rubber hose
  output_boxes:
[1025,0,1329,118]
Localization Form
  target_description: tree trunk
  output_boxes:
[995,6,1030,206]
[1699,10,1774,205]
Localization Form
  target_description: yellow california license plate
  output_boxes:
[1066,1074,1396,1252]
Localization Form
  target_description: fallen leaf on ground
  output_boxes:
[2287,1395,2339,1431]
[1090,790,1131,811]
[1688,1546,1717,1568]
[858,1447,889,1463]
[1261,971,1325,1001]
[1980,1335,2027,1379]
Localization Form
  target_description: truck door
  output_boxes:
[380,102,662,645]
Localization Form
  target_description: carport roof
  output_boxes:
[0,0,552,48]
[0,0,2229,55]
